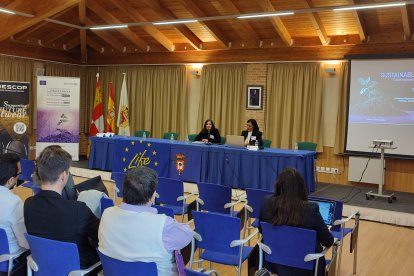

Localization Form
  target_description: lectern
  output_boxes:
[366,140,397,203]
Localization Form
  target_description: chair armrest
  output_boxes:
[27,255,39,272]
[177,192,196,202]
[68,261,101,276]
[257,241,271,269]
[304,238,338,262]
[230,229,259,247]
[224,199,243,209]
[193,231,202,242]
[195,197,204,205]
[244,203,253,213]
[333,210,360,226]
[0,253,20,262]
[155,192,159,198]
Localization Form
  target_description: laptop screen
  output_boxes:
[309,199,336,226]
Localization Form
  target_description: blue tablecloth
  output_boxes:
[89,136,316,192]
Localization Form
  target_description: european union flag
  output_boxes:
[113,138,170,177]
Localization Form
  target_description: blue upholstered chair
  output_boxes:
[111,172,125,201]
[245,188,273,232]
[156,177,193,222]
[18,159,35,182]
[25,234,101,276]
[153,205,174,218]
[100,197,114,217]
[0,228,26,275]
[97,249,157,276]
[258,222,338,276]
[190,211,257,276]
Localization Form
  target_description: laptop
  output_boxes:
[309,199,336,226]
[225,135,245,147]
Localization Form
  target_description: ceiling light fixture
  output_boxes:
[237,12,294,19]
[153,19,198,26]
[334,2,405,11]
[89,24,128,30]
[0,8,16,14]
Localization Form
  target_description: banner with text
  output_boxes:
[36,76,80,160]
[0,81,30,158]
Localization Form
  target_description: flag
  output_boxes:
[117,74,131,136]
[87,73,104,158]
[105,82,116,133]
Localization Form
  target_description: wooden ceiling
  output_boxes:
[1,0,414,65]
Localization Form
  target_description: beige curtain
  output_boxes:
[82,65,187,139]
[334,62,349,154]
[197,64,246,135]
[265,63,324,150]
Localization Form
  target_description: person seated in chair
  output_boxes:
[0,153,29,274]
[241,118,263,149]
[195,119,221,144]
[259,167,334,276]
[98,166,192,276]
[24,146,100,269]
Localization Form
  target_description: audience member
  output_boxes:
[0,153,29,274]
[24,146,99,269]
[195,119,221,144]
[241,118,263,148]
[258,167,334,276]
[98,166,192,275]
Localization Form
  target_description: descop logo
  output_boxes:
[0,84,28,91]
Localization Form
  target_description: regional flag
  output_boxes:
[117,74,131,136]
[105,82,116,133]
[87,73,104,158]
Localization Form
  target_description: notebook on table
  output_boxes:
[225,135,245,147]
[309,199,336,226]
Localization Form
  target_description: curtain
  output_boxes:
[334,62,349,154]
[265,63,324,150]
[197,64,246,135]
[82,65,187,138]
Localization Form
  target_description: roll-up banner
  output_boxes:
[0,81,30,158]
[36,76,80,161]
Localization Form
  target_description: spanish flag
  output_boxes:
[117,73,131,136]
[87,73,104,158]
[105,82,116,133]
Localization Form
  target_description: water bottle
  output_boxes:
[185,134,190,144]
[170,133,174,143]
[142,131,146,139]
[294,142,298,152]
[255,140,258,147]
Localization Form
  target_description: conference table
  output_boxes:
[89,136,316,192]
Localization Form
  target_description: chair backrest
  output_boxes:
[111,172,125,197]
[197,182,232,214]
[153,205,174,218]
[25,233,81,276]
[19,158,35,182]
[162,132,179,140]
[156,177,184,206]
[245,188,273,219]
[0,228,10,272]
[260,222,317,271]
[97,249,157,276]
[221,136,226,144]
[135,130,150,138]
[297,142,317,151]
[188,134,197,142]
[100,197,115,216]
[193,211,241,255]
[263,139,272,148]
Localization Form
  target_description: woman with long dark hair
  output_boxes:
[259,168,334,276]
[241,118,263,148]
[195,119,221,144]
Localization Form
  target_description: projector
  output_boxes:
[373,139,393,147]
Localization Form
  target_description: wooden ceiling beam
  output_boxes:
[85,18,125,53]
[258,0,293,46]
[79,0,87,63]
[304,0,329,46]
[142,0,202,50]
[86,38,104,53]
[64,36,80,50]
[86,0,147,51]
[211,0,260,42]
[0,0,81,41]
[348,0,366,42]
[43,28,74,45]
[401,6,411,40]
[178,0,228,48]
[108,0,174,51]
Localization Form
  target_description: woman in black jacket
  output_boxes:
[241,118,263,148]
[259,168,334,276]
[195,119,221,144]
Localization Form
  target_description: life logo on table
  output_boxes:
[175,153,186,175]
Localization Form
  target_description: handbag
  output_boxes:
[175,250,186,276]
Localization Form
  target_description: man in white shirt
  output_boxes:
[0,153,29,272]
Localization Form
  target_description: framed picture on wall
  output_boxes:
[246,85,263,110]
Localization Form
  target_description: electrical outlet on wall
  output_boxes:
[320,166,326,172]
[326,167,332,173]
[332,168,339,174]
